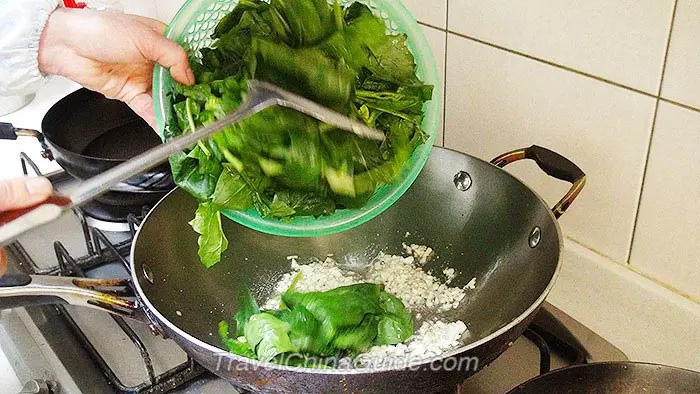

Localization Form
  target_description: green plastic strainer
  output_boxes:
[152,0,440,237]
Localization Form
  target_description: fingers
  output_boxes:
[0,248,6,277]
[136,25,195,86]
[128,92,158,131]
[130,15,167,34]
[0,177,53,211]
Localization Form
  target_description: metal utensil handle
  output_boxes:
[67,98,272,206]
[0,195,71,225]
[0,196,71,247]
[254,81,385,141]
[0,274,137,315]
[69,80,384,205]
[491,145,586,218]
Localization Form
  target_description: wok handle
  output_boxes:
[0,122,54,160]
[491,145,586,218]
[0,273,138,316]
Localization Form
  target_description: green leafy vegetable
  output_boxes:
[219,283,414,366]
[244,313,296,361]
[271,305,329,355]
[219,321,256,358]
[166,0,433,267]
[332,314,378,352]
[188,202,228,268]
[234,287,260,337]
[212,164,257,211]
[282,283,382,341]
[376,291,413,345]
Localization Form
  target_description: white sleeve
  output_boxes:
[0,0,61,96]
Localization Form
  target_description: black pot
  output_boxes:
[508,362,700,393]
[41,88,174,191]
[1,88,175,221]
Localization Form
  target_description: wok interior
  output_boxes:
[133,147,560,354]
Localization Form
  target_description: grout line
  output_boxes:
[417,22,700,115]
[659,97,700,114]
[627,98,662,263]
[417,21,444,31]
[441,0,449,146]
[448,31,658,99]
[564,236,622,267]
[565,236,700,305]
[627,0,679,264]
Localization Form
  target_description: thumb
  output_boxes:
[127,92,157,131]
[0,177,53,211]
[137,26,195,86]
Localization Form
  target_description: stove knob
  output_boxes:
[17,380,52,394]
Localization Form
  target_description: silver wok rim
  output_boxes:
[129,149,564,375]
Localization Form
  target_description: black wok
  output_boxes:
[508,362,700,393]
[0,88,174,212]
[0,145,585,393]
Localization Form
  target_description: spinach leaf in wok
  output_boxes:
[166,0,433,267]
[218,283,414,366]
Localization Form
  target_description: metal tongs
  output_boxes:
[0,80,384,246]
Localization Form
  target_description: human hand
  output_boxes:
[37,8,195,129]
[0,177,53,276]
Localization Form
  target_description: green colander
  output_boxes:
[152,0,441,237]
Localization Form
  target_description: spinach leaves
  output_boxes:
[219,283,414,365]
[188,202,228,268]
[166,0,433,267]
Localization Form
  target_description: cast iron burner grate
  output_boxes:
[8,153,208,393]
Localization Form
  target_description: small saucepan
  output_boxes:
[0,88,175,210]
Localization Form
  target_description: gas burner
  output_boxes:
[85,215,133,233]
[80,198,152,232]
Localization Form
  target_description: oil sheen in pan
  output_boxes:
[81,121,162,160]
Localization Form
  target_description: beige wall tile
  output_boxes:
[155,0,185,24]
[549,240,700,371]
[421,25,446,146]
[630,102,700,300]
[402,0,447,28]
[661,0,700,109]
[448,0,674,94]
[120,0,159,19]
[444,35,656,262]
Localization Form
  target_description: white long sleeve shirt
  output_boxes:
[0,0,61,96]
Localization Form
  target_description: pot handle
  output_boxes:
[0,122,54,160]
[0,273,138,316]
[491,145,586,218]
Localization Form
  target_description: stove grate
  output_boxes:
[7,153,208,393]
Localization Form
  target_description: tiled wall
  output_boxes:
[148,0,699,303]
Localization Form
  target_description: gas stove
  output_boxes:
[0,154,627,394]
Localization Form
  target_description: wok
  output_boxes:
[0,88,175,214]
[0,145,585,393]
[508,362,700,393]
